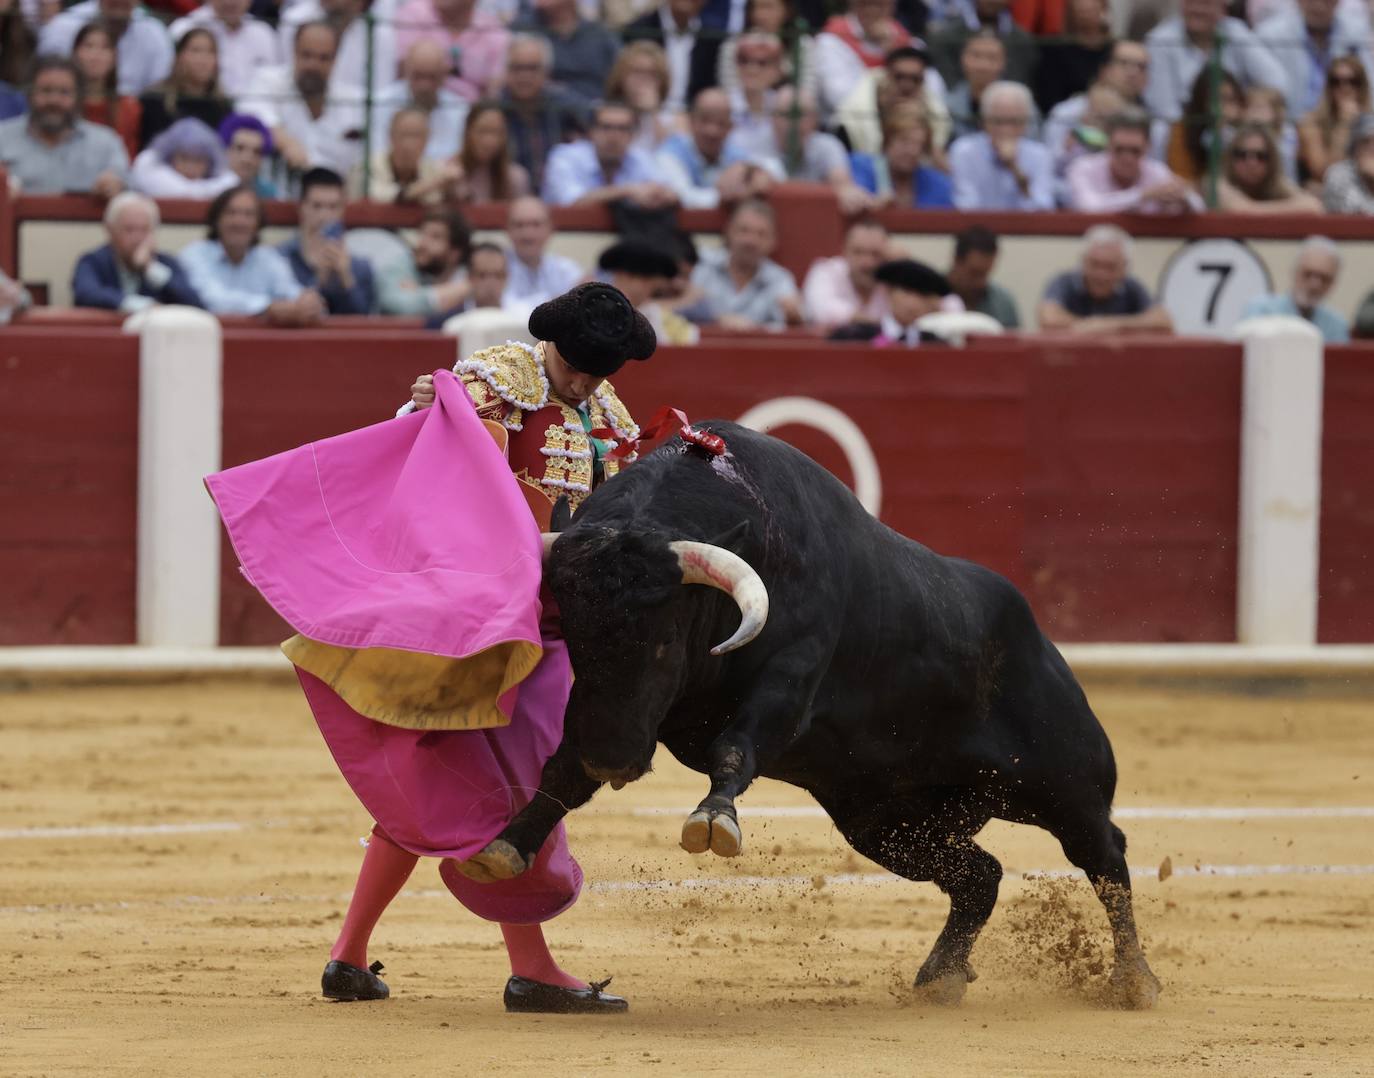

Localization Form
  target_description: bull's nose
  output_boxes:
[581,759,645,790]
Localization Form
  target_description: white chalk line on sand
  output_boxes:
[3,863,1374,917]
[5,806,1374,842]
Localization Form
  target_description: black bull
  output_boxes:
[460,421,1161,1007]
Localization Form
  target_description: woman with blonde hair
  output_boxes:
[450,102,531,204]
[139,27,232,149]
[1297,53,1371,186]
[604,41,679,152]
[850,102,953,208]
[1217,122,1322,213]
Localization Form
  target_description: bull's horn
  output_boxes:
[541,533,557,561]
[669,541,769,656]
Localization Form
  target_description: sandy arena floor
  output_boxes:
[1,675,1372,1077]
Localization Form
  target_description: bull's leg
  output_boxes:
[825,794,999,1006]
[1045,805,1161,1010]
[453,738,604,883]
[680,666,818,858]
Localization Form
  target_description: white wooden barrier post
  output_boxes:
[439,307,532,358]
[124,306,223,647]
[1232,315,1324,645]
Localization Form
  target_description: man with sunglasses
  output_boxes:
[1257,0,1373,116]
[1066,107,1201,213]
[833,45,952,158]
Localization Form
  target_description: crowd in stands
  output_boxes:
[2,0,1374,340]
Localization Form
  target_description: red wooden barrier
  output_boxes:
[0,327,140,644]
[1319,348,1374,643]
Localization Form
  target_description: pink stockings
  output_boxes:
[330,825,586,990]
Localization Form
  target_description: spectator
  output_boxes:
[927,0,1037,94]
[691,198,800,328]
[760,86,873,214]
[950,80,1054,210]
[503,194,584,311]
[1045,40,1166,165]
[851,101,954,208]
[801,217,889,327]
[945,223,1020,328]
[657,86,769,209]
[426,242,510,326]
[1038,224,1173,335]
[240,21,364,177]
[138,27,233,148]
[451,101,532,203]
[1066,107,1202,213]
[1143,0,1287,123]
[1218,122,1323,213]
[73,22,140,158]
[500,34,586,193]
[0,78,25,123]
[219,113,277,196]
[371,39,468,164]
[1046,82,1123,203]
[716,0,817,105]
[542,99,677,207]
[723,32,783,159]
[1166,65,1242,188]
[512,0,620,107]
[279,0,396,100]
[393,0,509,103]
[835,45,952,162]
[375,207,474,316]
[1297,55,1369,186]
[1241,235,1349,342]
[816,0,923,114]
[180,184,326,323]
[1244,85,1299,182]
[169,0,281,98]
[1322,112,1374,213]
[623,0,723,113]
[0,0,37,91]
[39,0,173,96]
[278,166,375,314]
[72,190,204,311]
[604,40,676,153]
[130,115,238,197]
[596,237,679,333]
[0,265,31,323]
[1032,0,1110,115]
[945,27,1006,141]
[352,107,456,203]
[829,258,952,346]
[1257,0,1372,118]
[0,56,127,195]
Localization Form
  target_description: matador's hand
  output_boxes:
[411,373,436,409]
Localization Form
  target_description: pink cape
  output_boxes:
[205,371,581,924]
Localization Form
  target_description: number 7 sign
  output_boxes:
[1158,238,1272,337]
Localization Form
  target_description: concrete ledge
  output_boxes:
[2,644,1373,691]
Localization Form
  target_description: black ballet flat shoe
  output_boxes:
[322,959,390,1001]
[503,975,629,1015]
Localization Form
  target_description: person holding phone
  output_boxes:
[278,165,376,314]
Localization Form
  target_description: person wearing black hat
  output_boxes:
[829,258,952,346]
[408,281,656,522]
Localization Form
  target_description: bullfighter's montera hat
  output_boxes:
[528,281,658,378]
[875,259,952,297]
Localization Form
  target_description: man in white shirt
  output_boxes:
[170,0,282,98]
[370,40,468,162]
[38,0,173,94]
[280,0,398,99]
[240,21,365,179]
[502,195,584,313]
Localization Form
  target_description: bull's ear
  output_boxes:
[550,496,572,533]
[705,518,751,551]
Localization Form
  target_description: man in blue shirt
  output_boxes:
[279,167,375,314]
[656,87,771,209]
[541,100,677,208]
[1242,235,1350,344]
[949,80,1053,211]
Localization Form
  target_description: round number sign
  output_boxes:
[1157,238,1273,337]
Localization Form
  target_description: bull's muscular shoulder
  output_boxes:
[455,342,549,431]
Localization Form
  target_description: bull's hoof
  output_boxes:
[1106,956,1162,1010]
[453,840,528,883]
[680,809,742,857]
[912,966,973,1007]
